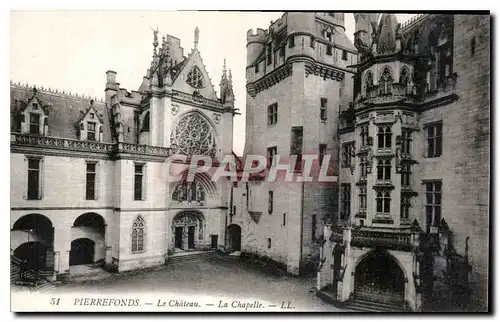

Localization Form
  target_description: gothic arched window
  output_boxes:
[379,67,393,95]
[376,191,391,214]
[186,66,204,88]
[170,112,217,158]
[365,71,374,91]
[376,159,391,181]
[400,67,411,94]
[377,126,392,149]
[172,181,206,202]
[140,112,150,133]
[131,216,145,253]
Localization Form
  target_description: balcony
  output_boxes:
[11,133,172,158]
[351,227,413,251]
[356,83,417,106]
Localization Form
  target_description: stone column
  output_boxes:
[183,226,188,250]
[53,227,71,277]
[104,224,112,264]
[53,251,60,273]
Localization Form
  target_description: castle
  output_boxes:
[10,12,490,312]
[10,28,237,274]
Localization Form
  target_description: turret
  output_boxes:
[246,28,266,67]
[219,58,234,105]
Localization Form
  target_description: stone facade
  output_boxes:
[10,28,237,276]
[234,12,355,275]
[317,13,490,312]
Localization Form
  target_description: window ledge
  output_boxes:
[355,212,367,218]
[372,216,394,224]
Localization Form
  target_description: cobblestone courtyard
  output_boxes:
[47,254,346,312]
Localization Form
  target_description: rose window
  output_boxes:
[186,66,204,88]
[170,112,216,158]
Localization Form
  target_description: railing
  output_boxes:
[11,133,172,158]
[357,83,416,106]
[12,133,114,152]
[116,142,171,157]
[173,90,224,110]
[351,228,412,251]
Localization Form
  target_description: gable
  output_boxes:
[172,49,218,100]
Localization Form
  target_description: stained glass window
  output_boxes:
[170,113,216,158]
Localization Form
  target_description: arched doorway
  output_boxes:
[11,214,54,270]
[226,224,241,252]
[70,238,95,265]
[354,249,405,303]
[172,211,204,251]
[71,213,106,265]
[14,242,48,269]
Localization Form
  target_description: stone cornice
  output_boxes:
[246,62,293,98]
[355,93,459,114]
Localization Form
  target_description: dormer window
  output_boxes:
[29,113,40,134]
[87,122,96,141]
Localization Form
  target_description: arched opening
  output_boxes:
[11,214,54,269]
[71,213,106,265]
[70,238,95,266]
[354,249,405,304]
[14,242,48,269]
[226,224,241,252]
[172,211,205,251]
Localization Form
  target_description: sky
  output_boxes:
[10,11,416,155]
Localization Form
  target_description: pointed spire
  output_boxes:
[228,69,233,88]
[222,58,227,76]
[194,27,199,49]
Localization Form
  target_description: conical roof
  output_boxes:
[375,13,399,55]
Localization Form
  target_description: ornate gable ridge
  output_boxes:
[10,80,105,103]
[178,48,218,100]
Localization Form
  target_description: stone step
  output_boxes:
[167,251,215,263]
[349,297,405,311]
[345,291,406,312]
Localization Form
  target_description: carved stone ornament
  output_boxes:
[171,104,179,115]
[213,113,221,124]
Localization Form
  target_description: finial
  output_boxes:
[151,26,159,48]
[33,86,38,95]
[194,27,199,49]
[90,99,94,106]
[228,68,232,83]
[222,58,227,76]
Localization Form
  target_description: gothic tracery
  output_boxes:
[170,112,217,158]
[186,66,204,88]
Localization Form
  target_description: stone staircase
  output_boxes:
[342,290,407,312]
[10,255,56,294]
[167,250,216,264]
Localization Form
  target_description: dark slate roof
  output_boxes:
[10,85,114,143]
[376,13,399,55]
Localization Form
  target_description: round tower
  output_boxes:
[246,28,266,67]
